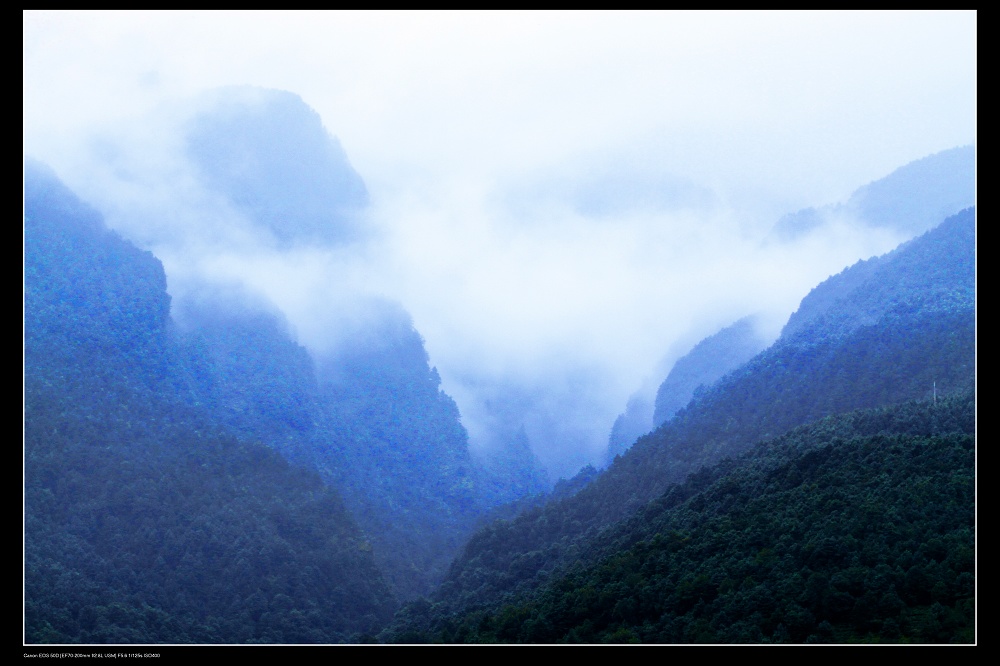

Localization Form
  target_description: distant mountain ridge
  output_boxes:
[846,146,976,236]
[604,145,974,466]
[605,315,770,466]
[652,316,770,428]
[770,145,974,241]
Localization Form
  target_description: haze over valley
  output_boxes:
[24,11,975,644]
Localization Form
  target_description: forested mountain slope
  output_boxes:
[388,394,974,643]
[307,302,482,600]
[176,88,508,599]
[605,145,975,465]
[173,291,484,600]
[24,162,396,643]
[605,315,770,466]
[781,207,975,344]
[417,208,974,622]
[26,133,495,607]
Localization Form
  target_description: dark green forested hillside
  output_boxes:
[24,162,396,643]
[385,394,975,643]
[173,294,319,454]
[25,380,395,643]
[24,161,171,392]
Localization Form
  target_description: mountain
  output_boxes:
[604,393,656,466]
[180,88,500,599]
[652,316,771,428]
[39,85,519,603]
[770,146,975,242]
[308,300,483,600]
[24,162,396,643]
[391,206,974,638]
[607,146,976,460]
[472,426,551,508]
[24,160,171,389]
[780,207,975,344]
[602,144,974,479]
[606,314,770,469]
[185,86,369,246]
[25,103,976,643]
[166,268,487,604]
[172,287,319,453]
[845,146,976,237]
[389,394,974,643]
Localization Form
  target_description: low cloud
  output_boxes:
[24,11,973,478]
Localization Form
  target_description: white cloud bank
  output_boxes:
[24,10,975,477]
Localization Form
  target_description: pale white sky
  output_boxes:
[24,11,975,203]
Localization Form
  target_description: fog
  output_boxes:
[23,11,975,478]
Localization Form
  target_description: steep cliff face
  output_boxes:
[299,302,478,599]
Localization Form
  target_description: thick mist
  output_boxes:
[23,11,975,479]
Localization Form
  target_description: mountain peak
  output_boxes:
[185,86,369,246]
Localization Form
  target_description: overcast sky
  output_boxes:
[23,11,976,476]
